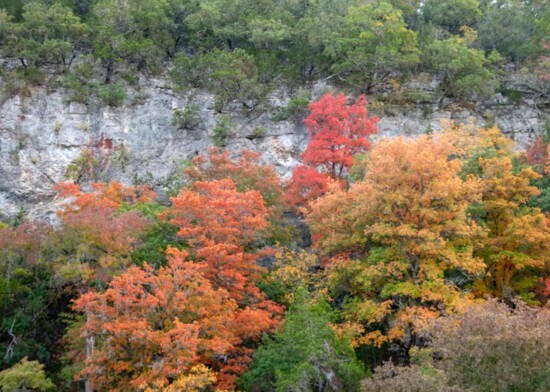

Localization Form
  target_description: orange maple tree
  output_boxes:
[73,247,270,391]
[184,147,284,209]
[308,134,484,350]
[158,179,281,387]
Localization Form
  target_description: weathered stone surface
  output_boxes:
[0,77,548,221]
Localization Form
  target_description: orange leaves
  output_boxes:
[54,181,152,284]
[56,180,156,215]
[166,178,269,249]
[73,247,239,391]
[185,147,284,210]
[309,133,485,347]
[157,178,282,388]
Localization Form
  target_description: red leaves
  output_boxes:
[302,93,378,176]
[287,92,378,207]
[285,165,331,207]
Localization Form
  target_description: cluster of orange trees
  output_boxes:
[1,93,549,391]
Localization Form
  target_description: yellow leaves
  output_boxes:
[267,248,327,305]
[443,120,515,158]
[362,330,389,348]
[161,365,217,392]
[460,25,478,44]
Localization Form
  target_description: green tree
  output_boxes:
[240,288,363,392]
[476,0,538,63]
[422,0,481,35]
[328,1,420,92]
[0,358,54,392]
[424,27,500,101]
[172,49,269,113]
[90,0,172,81]
[1,1,88,69]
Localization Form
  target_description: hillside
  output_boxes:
[0,1,549,392]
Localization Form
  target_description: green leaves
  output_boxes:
[0,358,54,392]
[240,288,364,392]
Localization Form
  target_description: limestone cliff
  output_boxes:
[0,76,547,221]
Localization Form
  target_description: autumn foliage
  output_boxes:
[54,181,153,284]
[74,247,259,391]
[287,92,378,206]
[55,180,156,214]
[309,133,484,349]
[4,103,550,391]
[185,147,284,210]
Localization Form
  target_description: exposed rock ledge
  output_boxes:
[0,77,547,221]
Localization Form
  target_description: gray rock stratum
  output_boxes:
[0,76,548,221]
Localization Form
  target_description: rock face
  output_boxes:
[0,77,548,221]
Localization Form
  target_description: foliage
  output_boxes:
[362,356,455,392]
[364,299,550,391]
[302,93,379,178]
[0,1,88,69]
[328,1,420,91]
[422,0,481,35]
[0,358,54,392]
[160,178,283,388]
[240,288,364,392]
[98,81,126,107]
[0,0,546,101]
[424,28,500,100]
[477,0,539,62]
[211,114,235,147]
[89,0,169,81]
[58,57,100,104]
[287,92,379,207]
[171,104,201,130]
[276,87,310,121]
[73,247,243,390]
[447,124,550,302]
[184,147,285,210]
[172,49,270,114]
[430,299,550,391]
[0,222,66,370]
[308,133,484,351]
[262,248,327,307]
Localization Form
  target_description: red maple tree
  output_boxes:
[287,92,378,206]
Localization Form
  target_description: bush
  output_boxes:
[364,299,550,392]
[15,67,45,85]
[170,52,209,90]
[58,57,99,104]
[0,358,54,392]
[99,82,126,107]
[430,299,550,392]
[276,87,310,121]
[211,115,235,147]
[172,104,201,130]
